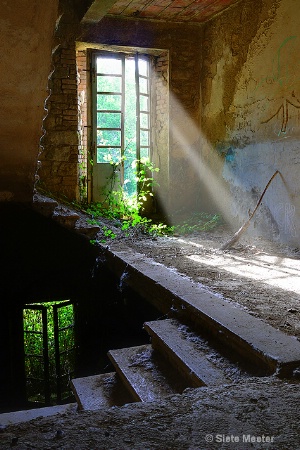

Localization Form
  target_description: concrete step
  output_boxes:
[0,403,77,426]
[108,344,188,402]
[103,246,300,376]
[70,372,134,411]
[144,319,230,387]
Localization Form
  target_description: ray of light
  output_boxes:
[161,91,237,226]
[187,252,300,294]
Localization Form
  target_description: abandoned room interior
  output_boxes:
[1,0,300,447]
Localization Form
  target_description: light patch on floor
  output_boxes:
[187,252,300,294]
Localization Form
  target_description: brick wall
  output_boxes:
[39,2,80,201]
[39,43,79,200]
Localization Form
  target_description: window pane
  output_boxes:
[140,130,149,146]
[24,332,43,356]
[138,59,148,77]
[139,77,148,94]
[60,350,75,376]
[140,148,149,160]
[96,57,122,75]
[57,304,74,329]
[25,355,44,380]
[97,147,121,163]
[97,75,121,93]
[97,112,121,128]
[140,112,149,128]
[97,94,121,111]
[24,309,43,333]
[140,95,149,111]
[59,327,75,352]
[97,129,121,146]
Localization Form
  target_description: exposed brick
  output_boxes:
[62,88,77,94]
[63,109,78,116]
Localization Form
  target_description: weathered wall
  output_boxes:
[0,0,59,203]
[201,0,300,245]
[39,0,80,200]
[152,51,169,215]
[37,0,300,245]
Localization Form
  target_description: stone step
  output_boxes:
[33,192,100,239]
[74,221,100,240]
[103,246,300,376]
[52,207,80,229]
[32,193,58,217]
[70,372,134,411]
[0,403,77,426]
[144,319,230,387]
[108,344,189,402]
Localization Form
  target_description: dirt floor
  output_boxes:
[2,220,300,449]
[108,224,300,340]
[1,378,300,449]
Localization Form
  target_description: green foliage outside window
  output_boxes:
[23,300,75,404]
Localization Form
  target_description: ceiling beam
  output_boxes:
[81,0,118,24]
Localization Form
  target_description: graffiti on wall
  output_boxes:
[261,92,300,135]
[256,36,300,136]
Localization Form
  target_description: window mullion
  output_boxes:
[135,53,141,166]
[42,307,50,405]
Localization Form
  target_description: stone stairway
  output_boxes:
[143,319,230,387]
[32,192,100,240]
[70,246,300,411]
[71,317,233,411]
[70,311,285,411]
[32,192,300,413]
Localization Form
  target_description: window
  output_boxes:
[92,52,151,199]
[23,300,75,405]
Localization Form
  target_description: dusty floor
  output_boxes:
[2,221,300,449]
[108,225,300,340]
[1,378,299,449]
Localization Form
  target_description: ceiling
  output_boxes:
[82,0,241,24]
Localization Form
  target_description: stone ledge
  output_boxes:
[102,244,300,376]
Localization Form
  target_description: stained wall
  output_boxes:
[0,0,59,203]
[201,0,300,245]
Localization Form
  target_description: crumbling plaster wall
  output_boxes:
[202,0,300,245]
[0,0,59,203]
